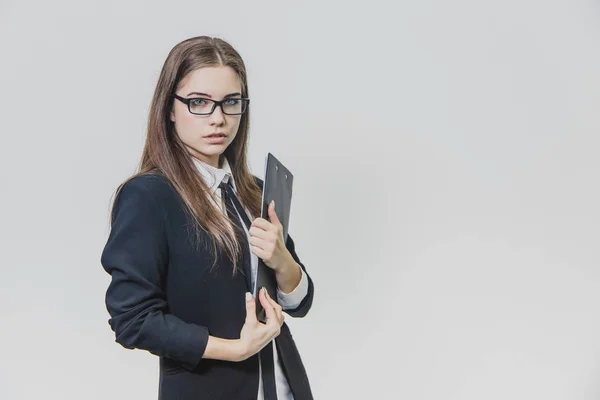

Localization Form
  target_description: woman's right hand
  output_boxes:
[236,287,284,361]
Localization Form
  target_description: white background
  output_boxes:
[1,1,599,399]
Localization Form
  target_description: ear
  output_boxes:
[169,108,175,122]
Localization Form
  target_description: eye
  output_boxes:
[224,98,241,106]
[190,98,207,106]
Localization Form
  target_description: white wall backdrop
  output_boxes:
[1,1,599,399]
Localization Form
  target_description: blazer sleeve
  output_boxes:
[100,176,209,371]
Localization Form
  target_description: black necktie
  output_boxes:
[218,177,252,291]
[219,176,278,400]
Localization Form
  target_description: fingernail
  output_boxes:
[271,200,275,207]
[262,287,268,296]
[245,292,252,302]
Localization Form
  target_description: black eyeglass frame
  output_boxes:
[173,94,250,115]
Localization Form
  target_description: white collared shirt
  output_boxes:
[192,156,309,400]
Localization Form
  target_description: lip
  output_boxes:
[204,133,227,144]
[203,132,227,138]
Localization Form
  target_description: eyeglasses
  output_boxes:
[173,94,250,115]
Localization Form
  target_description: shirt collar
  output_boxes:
[192,155,236,194]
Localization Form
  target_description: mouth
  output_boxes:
[204,133,227,138]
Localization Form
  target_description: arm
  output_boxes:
[101,177,211,370]
[275,234,314,318]
[275,256,303,295]
[206,290,284,362]
[203,336,243,362]
[251,176,314,318]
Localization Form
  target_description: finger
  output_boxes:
[265,290,284,322]
[250,245,270,263]
[273,303,284,324]
[254,212,281,235]
[268,201,282,229]
[248,225,270,240]
[244,292,258,324]
[259,288,277,323]
[251,218,272,232]
[268,200,276,219]
[264,288,277,308]
[248,236,270,251]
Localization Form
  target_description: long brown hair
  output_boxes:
[112,36,262,274]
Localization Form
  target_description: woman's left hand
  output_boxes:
[249,200,292,272]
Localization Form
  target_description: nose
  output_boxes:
[208,104,225,125]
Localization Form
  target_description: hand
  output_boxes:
[249,200,293,272]
[236,288,284,361]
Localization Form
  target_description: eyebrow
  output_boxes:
[185,91,242,98]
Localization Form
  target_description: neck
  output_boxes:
[185,145,222,169]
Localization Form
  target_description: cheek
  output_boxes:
[228,118,242,136]
[175,114,208,143]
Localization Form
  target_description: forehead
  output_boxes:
[177,66,242,96]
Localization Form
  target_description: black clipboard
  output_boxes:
[255,153,294,323]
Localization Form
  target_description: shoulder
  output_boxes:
[120,172,173,197]
[113,171,177,214]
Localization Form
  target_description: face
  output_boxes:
[170,66,244,168]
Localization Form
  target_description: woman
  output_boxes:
[100,36,314,400]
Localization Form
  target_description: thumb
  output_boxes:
[244,292,257,324]
[268,200,280,225]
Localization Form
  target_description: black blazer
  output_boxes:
[100,172,315,400]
